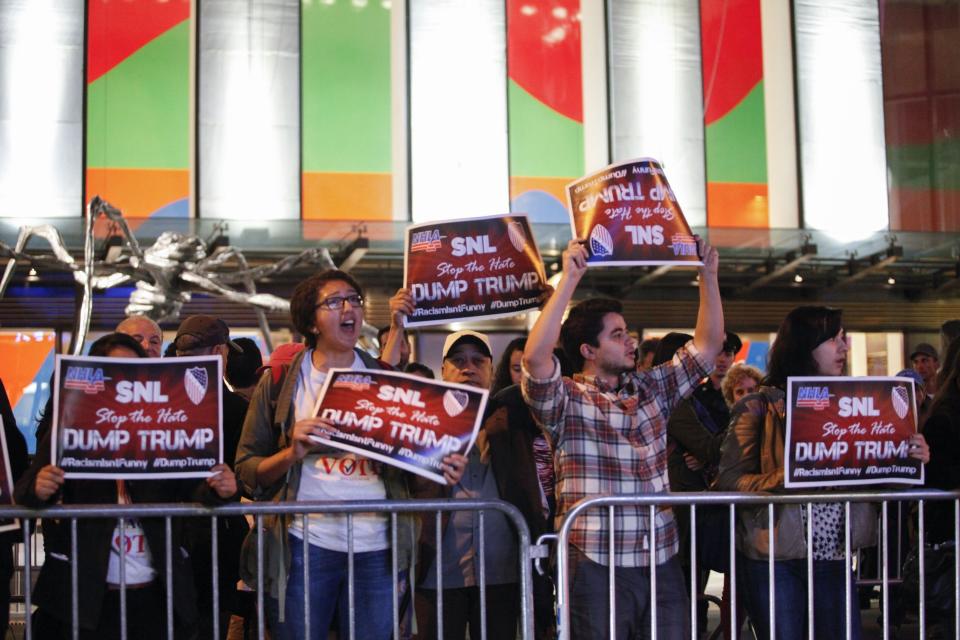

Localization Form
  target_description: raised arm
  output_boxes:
[693,238,724,364]
[381,287,413,368]
[523,239,587,379]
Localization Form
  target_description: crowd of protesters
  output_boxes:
[1,239,957,640]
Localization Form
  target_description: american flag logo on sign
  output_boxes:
[507,222,527,253]
[442,390,469,417]
[185,367,209,405]
[892,385,910,420]
[589,224,613,258]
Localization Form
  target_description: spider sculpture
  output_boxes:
[0,197,369,353]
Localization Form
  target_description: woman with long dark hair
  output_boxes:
[491,336,526,396]
[716,306,929,640]
[924,343,960,543]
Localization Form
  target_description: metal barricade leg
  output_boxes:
[768,503,776,640]
[211,514,220,640]
[649,505,657,640]
[436,510,443,640]
[919,500,926,639]
[391,513,399,640]
[256,514,264,640]
[729,503,736,640]
[347,513,355,640]
[608,505,615,640]
[22,519,31,640]
[165,516,174,640]
[119,517,127,640]
[302,514,310,640]
[690,504,697,638]
[881,501,889,640]
[844,502,852,640]
[806,503,813,640]
[478,509,487,640]
[71,518,79,640]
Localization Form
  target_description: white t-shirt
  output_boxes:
[288,350,389,552]
[106,482,156,586]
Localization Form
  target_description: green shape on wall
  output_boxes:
[705,81,767,184]
[86,21,189,170]
[302,2,392,173]
[508,79,583,179]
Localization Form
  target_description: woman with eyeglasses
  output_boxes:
[235,269,467,640]
[715,306,929,640]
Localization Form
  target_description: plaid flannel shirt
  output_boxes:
[522,341,711,567]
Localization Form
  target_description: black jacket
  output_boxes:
[15,426,225,632]
[0,379,28,545]
[923,393,960,543]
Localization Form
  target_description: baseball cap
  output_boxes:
[174,315,242,353]
[722,331,743,355]
[895,369,924,386]
[909,343,939,361]
[442,330,492,360]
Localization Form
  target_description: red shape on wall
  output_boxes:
[507,0,583,123]
[701,0,764,125]
[87,0,191,84]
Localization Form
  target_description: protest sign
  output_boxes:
[404,214,548,327]
[784,376,923,488]
[0,417,18,533]
[53,355,223,479]
[566,157,703,267]
[311,369,488,485]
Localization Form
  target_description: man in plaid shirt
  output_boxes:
[522,237,724,639]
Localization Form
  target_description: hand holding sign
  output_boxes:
[404,215,548,327]
[567,158,703,267]
[563,239,589,283]
[311,369,487,484]
[908,433,930,463]
[698,238,719,279]
[34,464,65,502]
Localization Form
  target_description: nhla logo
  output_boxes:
[669,233,698,257]
[410,229,443,253]
[333,374,376,391]
[64,366,108,394]
[795,386,831,410]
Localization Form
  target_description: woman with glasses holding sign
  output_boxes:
[235,269,467,640]
[715,306,929,640]
[15,332,239,640]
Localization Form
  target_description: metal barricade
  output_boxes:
[0,498,536,640]
[555,489,960,640]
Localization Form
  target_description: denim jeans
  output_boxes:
[739,555,862,640]
[266,535,394,640]
[568,547,690,640]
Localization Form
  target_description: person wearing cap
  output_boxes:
[226,337,264,401]
[911,342,940,399]
[234,270,467,640]
[173,315,249,640]
[116,315,163,358]
[521,237,723,639]
[412,330,523,640]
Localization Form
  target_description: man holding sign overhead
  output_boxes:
[522,232,724,640]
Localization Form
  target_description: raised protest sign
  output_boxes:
[311,369,487,485]
[566,157,703,267]
[0,417,18,533]
[784,376,923,488]
[53,355,223,479]
[404,214,548,327]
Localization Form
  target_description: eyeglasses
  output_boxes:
[315,294,364,311]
